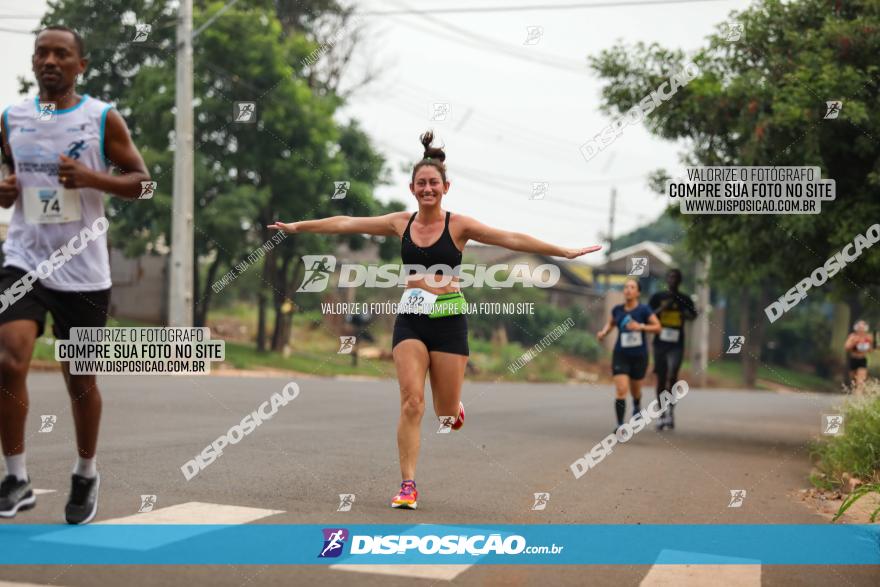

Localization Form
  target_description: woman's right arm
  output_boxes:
[597,315,615,341]
[844,334,857,351]
[268,212,407,237]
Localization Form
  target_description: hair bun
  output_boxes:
[419,130,446,162]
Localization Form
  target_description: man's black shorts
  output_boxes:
[653,344,684,376]
[0,266,111,339]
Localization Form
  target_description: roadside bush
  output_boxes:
[811,380,880,489]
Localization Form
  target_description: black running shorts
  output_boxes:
[848,356,867,371]
[392,313,469,356]
[0,266,111,339]
[612,349,648,379]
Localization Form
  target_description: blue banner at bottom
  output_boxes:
[0,524,877,565]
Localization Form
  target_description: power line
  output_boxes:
[359,97,651,208]
[364,95,639,186]
[359,0,730,16]
[391,83,583,152]
[368,91,578,165]
[362,83,582,159]
[374,138,653,220]
[360,93,581,168]
[383,3,587,74]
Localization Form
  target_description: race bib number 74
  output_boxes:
[22,186,82,224]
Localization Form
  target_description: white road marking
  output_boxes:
[0,582,69,587]
[32,489,55,496]
[96,501,283,525]
[640,550,761,586]
[330,565,471,581]
[35,501,284,551]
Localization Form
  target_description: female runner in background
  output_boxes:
[845,320,873,394]
[597,278,661,433]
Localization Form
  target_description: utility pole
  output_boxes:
[603,187,616,290]
[693,254,711,388]
[169,0,194,326]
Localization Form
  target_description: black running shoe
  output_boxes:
[65,473,100,525]
[0,475,35,518]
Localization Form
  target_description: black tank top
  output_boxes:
[401,211,462,273]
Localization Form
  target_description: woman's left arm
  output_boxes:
[459,215,601,260]
[641,312,662,334]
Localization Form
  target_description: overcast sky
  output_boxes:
[0,0,749,261]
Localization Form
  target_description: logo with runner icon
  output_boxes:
[338,336,356,354]
[297,255,337,292]
[824,100,843,120]
[132,23,151,43]
[728,489,747,508]
[39,414,57,433]
[337,494,355,512]
[139,181,156,200]
[65,140,88,160]
[138,494,157,513]
[523,25,544,45]
[531,492,550,511]
[331,181,349,200]
[430,102,450,122]
[318,528,349,558]
[821,414,844,435]
[726,336,745,354]
[530,181,549,200]
[437,415,456,434]
[234,102,257,123]
[628,257,648,276]
[722,21,743,42]
[36,102,56,122]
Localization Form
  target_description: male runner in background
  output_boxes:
[0,26,150,524]
[649,269,697,430]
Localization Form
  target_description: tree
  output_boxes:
[271,0,381,97]
[590,0,880,384]
[35,1,395,347]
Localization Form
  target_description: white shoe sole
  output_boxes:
[0,494,36,518]
[66,474,100,525]
[391,501,418,510]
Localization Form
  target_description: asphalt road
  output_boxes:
[0,372,877,586]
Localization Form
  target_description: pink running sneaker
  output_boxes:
[451,402,465,431]
[391,480,418,509]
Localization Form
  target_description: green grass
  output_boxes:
[32,306,842,388]
[811,380,880,489]
[687,359,835,392]
[32,316,151,362]
[34,312,394,378]
[754,363,836,392]
[221,340,395,378]
[469,337,567,382]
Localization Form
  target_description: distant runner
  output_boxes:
[844,320,873,395]
[597,278,661,433]
[649,269,697,430]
